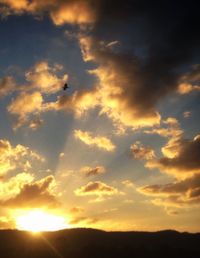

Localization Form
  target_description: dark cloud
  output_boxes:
[1,1,199,130]
[79,0,200,128]
[146,134,200,177]
[139,174,200,207]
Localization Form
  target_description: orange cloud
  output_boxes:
[69,206,84,214]
[74,130,116,151]
[50,0,96,25]
[178,83,200,94]
[177,65,200,94]
[0,0,97,25]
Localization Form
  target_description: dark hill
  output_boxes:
[0,228,199,258]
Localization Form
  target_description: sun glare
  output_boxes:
[16,210,68,232]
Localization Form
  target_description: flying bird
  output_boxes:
[63,83,69,91]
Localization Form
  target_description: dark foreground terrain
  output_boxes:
[0,228,199,258]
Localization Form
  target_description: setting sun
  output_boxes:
[16,210,68,232]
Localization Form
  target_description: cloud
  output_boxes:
[0,175,59,208]
[178,83,200,94]
[25,61,68,94]
[0,76,16,98]
[69,216,98,225]
[0,216,15,229]
[69,206,84,213]
[74,181,120,201]
[139,174,200,208]
[183,111,191,118]
[130,141,155,160]
[2,2,199,133]
[4,61,67,129]
[56,87,100,117]
[80,165,105,177]
[144,117,183,139]
[146,134,200,178]
[0,0,97,25]
[177,65,200,94]
[74,129,116,151]
[122,180,135,188]
[0,172,34,199]
[0,138,44,176]
[78,36,161,130]
[7,91,43,128]
[28,118,44,130]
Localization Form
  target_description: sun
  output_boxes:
[15,210,68,232]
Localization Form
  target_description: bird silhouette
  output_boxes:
[63,83,69,90]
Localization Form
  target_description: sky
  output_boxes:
[0,0,200,232]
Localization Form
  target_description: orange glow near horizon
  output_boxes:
[15,210,69,232]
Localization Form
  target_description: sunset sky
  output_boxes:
[0,0,200,232]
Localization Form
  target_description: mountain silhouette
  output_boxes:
[0,228,199,258]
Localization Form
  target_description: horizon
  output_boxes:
[0,0,200,234]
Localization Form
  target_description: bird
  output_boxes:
[63,83,69,91]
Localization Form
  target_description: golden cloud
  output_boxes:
[80,165,105,177]
[4,61,67,129]
[0,216,15,229]
[69,216,99,226]
[122,180,135,188]
[8,91,43,118]
[28,118,44,130]
[74,129,116,151]
[74,181,119,198]
[25,61,68,94]
[0,138,44,176]
[130,141,156,160]
[0,175,59,208]
[0,172,34,199]
[144,117,183,139]
[56,87,100,116]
